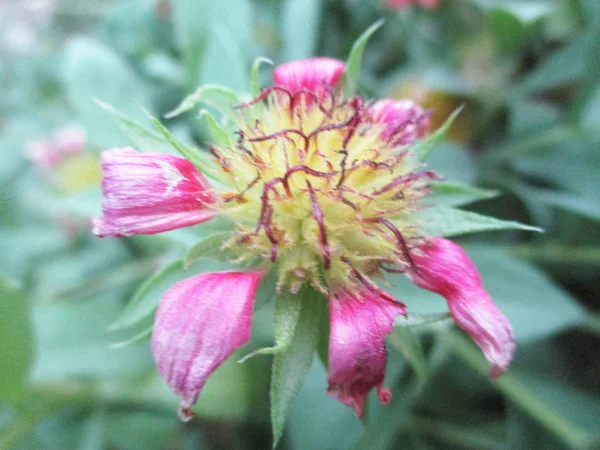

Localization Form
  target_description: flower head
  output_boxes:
[95,57,515,420]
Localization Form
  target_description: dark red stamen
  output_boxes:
[306,181,331,270]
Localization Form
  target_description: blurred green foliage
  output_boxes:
[1,0,599,448]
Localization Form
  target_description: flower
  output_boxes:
[95,57,515,419]
[26,126,87,174]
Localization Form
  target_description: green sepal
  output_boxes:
[184,231,235,269]
[239,290,302,363]
[198,109,233,146]
[418,206,543,237]
[251,56,273,97]
[270,287,325,448]
[165,84,241,119]
[96,100,177,155]
[146,112,224,182]
[410,106,464,161]
[343,20,384,98]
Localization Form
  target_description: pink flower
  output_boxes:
[406,238,516,378]
[93,148,217,237]
[273,57,345,107]
[54,126,86,154]
[152,270,263,421]
[26,126,87,174]
[384,0,442,9]
[327,288,406,417]
[370,99,431,146]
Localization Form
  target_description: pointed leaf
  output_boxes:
[271,287,325,447]
[240,290,302,362]
[198,110,232,146]
[427,181,498,207]
[165,85,241,119]
[417,207,542,237]
[410,107,463,161]
[343,20,384,97]
[146,113,223,181]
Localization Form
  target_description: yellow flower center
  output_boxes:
[213,89,434,293]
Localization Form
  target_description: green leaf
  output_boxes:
[343,20,384,97]
[410,107,463,161]
[198,109,232,146]
[0,274,33,402]
[447,332,594,450]
[32,293,154,381]
[184,232,235,269]
[282,0,322,61]
[427,181,498,207]
[251,57,273,97]
[271,287,325,448]
[417,206,542,237]
[96,100,177,155]
[388,321,428,382]
[489,9,528,57]
[523,188,600,223]
[165,85,241,119]
[239,290,302,363]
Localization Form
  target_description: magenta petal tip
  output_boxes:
[408,238,516,378]
[327,288,405,416]
[151,270,263,419]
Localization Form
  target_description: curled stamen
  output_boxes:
[340,256,403,305]
[224,172,261,203]
[233,86,294,109]
[307,181,331,270]
[365,218,419,275]
[372,171,440,197]
[335,149,349,187]
[248,129,310,154]
[283,164,338,186]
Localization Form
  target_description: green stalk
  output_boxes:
[447,332,592,450]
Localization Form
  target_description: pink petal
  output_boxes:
[151,270,263,421]
[327,288,406,416]
[54,126,86,154]
[370,99,431,145]
[407,238,515,378]
[93,148,217,237]
[273,57,345,106]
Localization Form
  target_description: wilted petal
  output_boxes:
[370,99,431,145]
[273,57,345,105]
[151,270,263,421]
[327,288,406,416]
[407,237,515,378]
[93,148,217,237]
